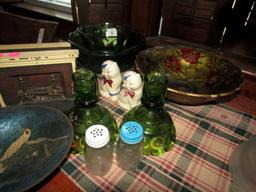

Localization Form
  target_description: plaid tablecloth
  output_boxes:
[60,97,256,192]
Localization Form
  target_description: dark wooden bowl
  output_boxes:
[0,105,73,192]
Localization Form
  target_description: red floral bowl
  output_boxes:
[135,46,244,105]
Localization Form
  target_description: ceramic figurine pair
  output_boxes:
[98,60,143,110]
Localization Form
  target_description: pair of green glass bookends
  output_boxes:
[71,68,176,156]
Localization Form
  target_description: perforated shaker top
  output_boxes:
[120,121,143,144]
[85,125,110,148]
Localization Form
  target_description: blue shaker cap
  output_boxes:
[120,121,144,144]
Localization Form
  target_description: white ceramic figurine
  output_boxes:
[98,60,122,101]
[119,71,143,110]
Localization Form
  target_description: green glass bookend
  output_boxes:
[121,72,176,156]
[71,68,118,155]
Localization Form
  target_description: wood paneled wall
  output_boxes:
[161,0,217,44]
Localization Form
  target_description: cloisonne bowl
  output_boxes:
[68,23,146,73]
[135,46,244,105]
[0,105,73,192]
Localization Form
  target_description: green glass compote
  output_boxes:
[71,68,118,155]
[121,72,176,156]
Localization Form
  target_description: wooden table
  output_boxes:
[29,94,256,192]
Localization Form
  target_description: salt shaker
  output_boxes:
[85,125,113,176]
[117,121,144,171]
[98,60,122,101]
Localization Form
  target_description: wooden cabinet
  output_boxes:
[73,0,131,25]
[160,0,256,60]
[0,43,78,105]
[240,74,256,101]
[161,0,217,44]
[130,0,163,37]
[0,64,73,105]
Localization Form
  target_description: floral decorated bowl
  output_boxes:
[135,46,244,105]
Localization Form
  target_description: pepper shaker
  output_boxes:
[117,121,144,171]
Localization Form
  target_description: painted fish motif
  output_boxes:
[0,129,68,187]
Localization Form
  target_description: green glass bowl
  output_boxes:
[69,23,146,73]
[135,46,244,105]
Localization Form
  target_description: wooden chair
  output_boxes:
[0,10,58,44]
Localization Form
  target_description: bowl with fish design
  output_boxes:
[0,105,73,192]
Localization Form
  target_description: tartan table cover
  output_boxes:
[61,97,256,192]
